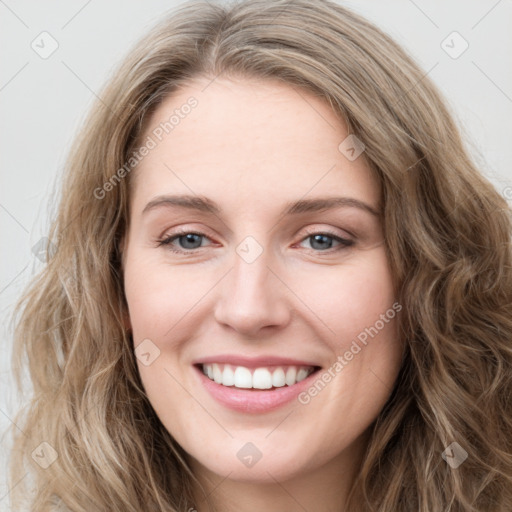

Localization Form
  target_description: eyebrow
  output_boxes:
[142,194,381,218]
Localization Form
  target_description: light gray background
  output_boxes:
[1,0,511,506]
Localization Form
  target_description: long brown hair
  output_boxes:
[8,0,512,510]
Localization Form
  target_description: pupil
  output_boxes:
[182,234,200,249]
[312,234,331,250]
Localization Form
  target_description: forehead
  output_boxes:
[130,77,380,214]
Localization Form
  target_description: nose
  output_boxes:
[213,244,291,337]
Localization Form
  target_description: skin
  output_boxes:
[121,76,403,512]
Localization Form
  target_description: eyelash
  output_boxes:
[155,228,354,255]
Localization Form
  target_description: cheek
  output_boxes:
[295,249,401,399]
[291,249,397,342]
[124,245,397,348]
[123,256,207,341]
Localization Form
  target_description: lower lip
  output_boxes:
[194,365,320,413]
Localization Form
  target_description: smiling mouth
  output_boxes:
[195,363,321,390]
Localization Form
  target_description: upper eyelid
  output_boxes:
[160,224,354,240]
[159,227,354,247]
[301,226,354,239]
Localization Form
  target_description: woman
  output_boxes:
[8,0,512,510]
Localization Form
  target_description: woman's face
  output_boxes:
[122,76,403,485]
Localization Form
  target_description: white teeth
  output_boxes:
[252,368,273,389]
[272,368,286,387]
[201,363,316,389]
[296,368,309,382]
[285,367,297,386]
[234,367,252,388]
[213,363,223,384]
[222,365,235,386]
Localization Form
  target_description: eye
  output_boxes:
[156,228,354,255]
[156,230,210,253]
[297,229,354,253]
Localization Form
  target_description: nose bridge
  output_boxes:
[213,234,290,335]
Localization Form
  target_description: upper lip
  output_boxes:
[193,354,321,369]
